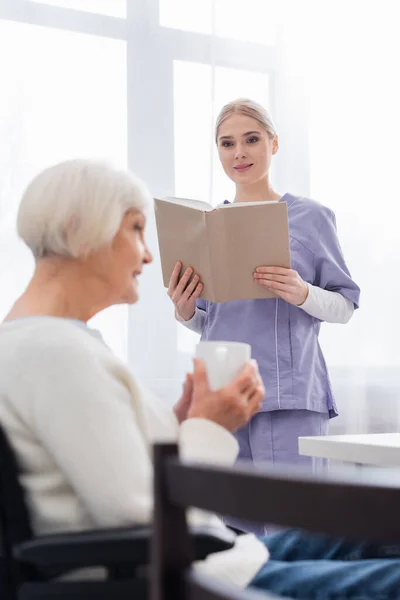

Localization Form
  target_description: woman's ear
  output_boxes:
[272,135,279,155]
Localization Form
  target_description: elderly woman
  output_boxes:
[0,160,399,599]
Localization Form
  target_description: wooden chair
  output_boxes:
[151,442,400,600]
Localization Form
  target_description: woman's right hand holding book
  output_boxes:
[168,261,203,321]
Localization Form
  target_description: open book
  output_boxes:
[154,197,291,303]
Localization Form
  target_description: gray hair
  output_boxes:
[17,159,152,259]
[215,98,277,142]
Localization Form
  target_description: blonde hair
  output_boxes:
[18,159,152,260]
[215,98,277,143]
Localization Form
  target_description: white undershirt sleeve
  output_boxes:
[298,282,355,323]
[175,307,206,334]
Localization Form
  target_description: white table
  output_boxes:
[299,433,400,467]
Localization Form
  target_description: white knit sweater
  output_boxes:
[0,317,267,588]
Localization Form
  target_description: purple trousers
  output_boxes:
[225,409,329,535]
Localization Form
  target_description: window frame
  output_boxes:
[0,0,310,393]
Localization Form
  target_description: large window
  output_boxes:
[0,14,127,360]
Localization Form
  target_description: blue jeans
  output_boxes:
[250,529,400,598]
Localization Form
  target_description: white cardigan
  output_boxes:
[0,317,267,588]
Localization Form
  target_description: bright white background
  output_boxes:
[0,0,399,434]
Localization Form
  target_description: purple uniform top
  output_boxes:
[197,193,360,417]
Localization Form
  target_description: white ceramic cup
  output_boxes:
[195,341,251,391]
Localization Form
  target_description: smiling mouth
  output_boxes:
[233,163,253,172]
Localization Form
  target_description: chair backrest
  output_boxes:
[0,423,34,597]
[151,442,400,600]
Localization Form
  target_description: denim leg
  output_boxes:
[251,557,400,599]
[264,529,400,562]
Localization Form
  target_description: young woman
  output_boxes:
[169,98,360,533]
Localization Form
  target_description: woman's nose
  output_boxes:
[143,245,153,265]
[235,145,246,159]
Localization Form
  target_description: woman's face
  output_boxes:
[217,113,278,186]
[91,210,152,305]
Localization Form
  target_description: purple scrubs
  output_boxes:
[196,194,360,532]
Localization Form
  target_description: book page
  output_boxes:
[220,200,279,208]
[208,202,291,302]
